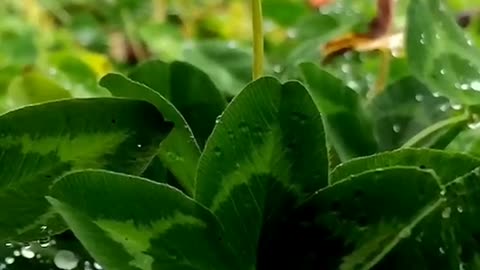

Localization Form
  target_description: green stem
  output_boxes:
[251,0,264,80]
[402,112,470,148]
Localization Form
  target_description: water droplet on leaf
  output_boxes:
[20,246,35,259]
[442,207,451,219]
[399,228,411,239]
[4,257,14,264]
[393,124,401,133]
[471,81,480,91]
[54,250,79,270]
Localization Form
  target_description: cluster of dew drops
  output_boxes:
[1,226,103,270]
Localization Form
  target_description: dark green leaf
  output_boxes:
[194,77,329,269]
[100,74,200,195]
[0,98,173,241]
[300,62,378,161]
[259,167,442,270]
[266,166,480,269]
[129,60,227,147]
[48,170,240,270]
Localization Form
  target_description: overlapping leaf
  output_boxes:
[261,153,480,269]
[48,170,239,270]
[300,62,378,161]
[0,98,173,241]
[128,60,227,148]
[100,74,200,195]
[330,148,480,184]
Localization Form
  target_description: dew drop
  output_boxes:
[38,236,51,248]
[286,28,298,39]
[273,65,282,73]
[451,104,462,110]
[4,257,14,264]
[84,261,93,270]
[440,189,446,196]
[137,144,142,148]
[468,122,480,130]
[0,263,5,270]
[215,115,222,124]
[440,69,446,75]
[439,247,445,254]
[341,64,350,73]
[420,33,426,44]
[399,228,411,239]
[13,250,20,256]
[471,81,480,91]
[347,80,359,90]
[21,246,35,259]
[457,206,464,213]
[4,242,13,248]
[227,41,237,49]
[460,84,470,90]
[415,94,424,102]
[432,92,441,97]
[393,124,401,133]
[54,250,79,270]
[40,225,47,231]
[442,207,451,219]
[94,262,103,269]
[440,104,449,112]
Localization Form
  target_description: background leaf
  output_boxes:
[330,148,480,184]
[129,60,227,148]
[300,62,378,161]
[100,74,200,195]
[406,0,480,105]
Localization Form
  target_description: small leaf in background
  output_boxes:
[44,51,110,98]
[369,76,454,150]
[0,98,173,242]
[330,148,480,185]
[48,170,240,270]
[5,68,72,111]
[300,62,378,161]
[195,77,329,269]
[182,40,253,97]
[129,60,227,148]
[406,0,480,105]
[100,74,200,195]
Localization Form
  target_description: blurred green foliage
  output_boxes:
[0,0,480,269]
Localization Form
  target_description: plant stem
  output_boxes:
[251,0,264,80]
